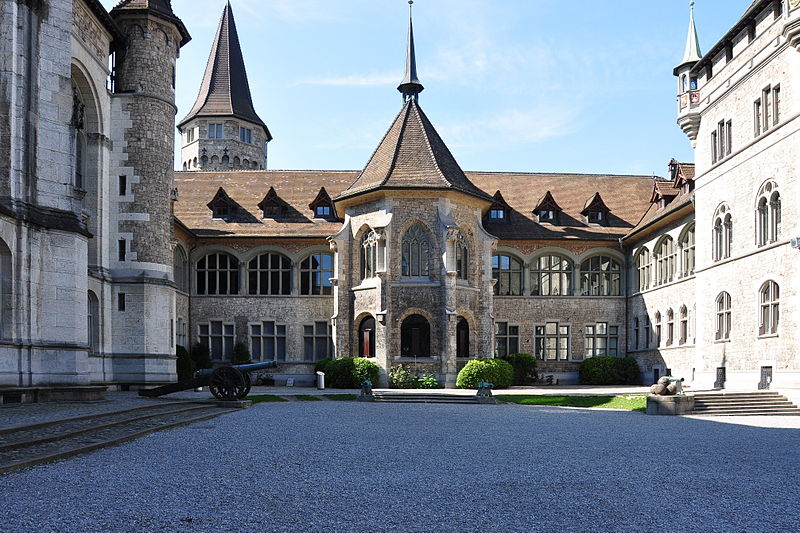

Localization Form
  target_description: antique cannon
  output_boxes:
[649,375,685,396]
[139,361,278,401]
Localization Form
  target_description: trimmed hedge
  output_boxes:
[579,356,641,385]
[501,353,537,385]
[323,357,381,389]
[456,358,514,389]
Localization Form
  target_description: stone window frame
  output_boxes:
[759,281,779,337]
[247,252,292,296]
[584,322,618,358]
[249,320,286,362]
[455,233,469,281]
[173,245,189,293]
[239,126,252,144]
[654,236,676,286]
[401,224,431,278]
[678,223,695,277]
[199,320,235,361]
[715,292,731,341]
[755,181,781,247]
[530,253,573,296]
[654,311,662,347]
[634,247,651,292]
[195,252,240,296]
[303,321,334,361]
[492,253,524,296]
[299,252,333,296]
[643,315,651,348]
[666,308,675,346]
[632,317,640,350]
[535,321,572,361]
[208,123,224,139]
[579,255,622,296]
[87,291,100,353]
[494,322,519,357]
[712,203,732,261]
[679,305,689,345]
[360,230,378,280]
[176,317,187,349]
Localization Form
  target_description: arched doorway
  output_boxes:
[359,316,376,358]
[456,317,469,358]
[401,314,430,357]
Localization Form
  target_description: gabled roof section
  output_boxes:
[337,99,491,202]
[257,186,289,213]
[207,186,236,212]
[111,0,190,46]
[668,159,696,188]
[533,190,562,213]
[177,2,269,138]
[309,187,334,210]
[650,180,680,204]
[489,190,511,210]
[581,192,611,216]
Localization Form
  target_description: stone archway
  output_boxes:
[358,316,376,358]
[400,314,430,357]
[456,316,470,359]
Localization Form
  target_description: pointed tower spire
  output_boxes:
[178,1,270,140]
[397,0,424,102]
[677,1,702,70]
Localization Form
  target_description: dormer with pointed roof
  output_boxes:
[533,191,562,224]
[581,192,611,225]
[207,186,237,220]
[257,187,289,219]
[179,2,270,173]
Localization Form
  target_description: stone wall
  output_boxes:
[181,118,266,171]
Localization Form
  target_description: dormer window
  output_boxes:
[209,123,223,139]
[213,205,230,219]
[490,208,506,220]
[581,192,610,226]
[533,191,562,224]
[315,205,331,217]
[239,127,252,144]
[588,211,603,223]
[207,186,236,221]
[309,187,336,220]
[258,186,288,219]
[487,190,511,223]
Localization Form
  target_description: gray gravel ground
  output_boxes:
[1,402,798,533]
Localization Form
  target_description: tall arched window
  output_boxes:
[679,224,695,277]
[580,255,621,296]
[759,281,779,336]
[173,246,189,292]
[456,317,470,358]
[679,305,688,345]
[401,314,431,357]
[401,224,430,277]
[713,204,732,261]
[248,253,291,295]
[493,254,523,296]
[0,237,11,337]
[655,237,675,285]
[456,233,469,281]
[87,291,100,353]
[196,252,239,295]
[361,230,377,280]
[724,214,733,258]
[531,254,572,296]
[715,292,731,340]
[654,312,662,346]
[666,308,674,346]
[300,253,333,295]
[635,247,650,292]
[756,181,781,246]
[632,317,640,349]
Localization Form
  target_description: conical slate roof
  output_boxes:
[337,98,491,202]
[178,2,270,139]
[111,0,190,46]
[674,1,702,73]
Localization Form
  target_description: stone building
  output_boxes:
[1,0,798,393]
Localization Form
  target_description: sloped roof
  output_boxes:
[111,0,190,46]
[177,2,269,138]
[337,99,491,202]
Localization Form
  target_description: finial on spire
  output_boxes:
[398,0,424,102]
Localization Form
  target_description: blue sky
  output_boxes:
[100,0,749,176]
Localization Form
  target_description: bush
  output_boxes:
[324,357,381,388]
[232,341,252,364]
[579,356,641,385]
[175,345,194,382]
[456,358,514,389]
[315,358,333,375]
[501,353,537,385]
[417,373,442,389]
[190,343,212,370]
[388,365,442,389]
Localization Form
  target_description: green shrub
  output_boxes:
[501,353,537,385]
[324,357,381,388]
[388,365,418,388]
[232,341,252,364]
[417,373,442,389]
[315,358,333,375]
[175,345,194,382]
[579,356,641,385]
[456,358,514,389]
[190,343,212,370]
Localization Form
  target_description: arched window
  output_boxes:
[492,254,523,296]
[632,317,640,350]
[759,281,779,336]
[401,314,430,357]
[643,316,651,348]
[361,230,378,280]
[580,255,621,296]
[455,233,469,281]
[173,246,189,292]
[196,252,239,295]
[713,204,732,261]
[248,252,291,295]
[456,317,470,358]
[724,214,732,258]
[635,247,651,292]
[654,312,662,346]
[0,237,11,337]
[715,292,731,340]
[531,254,572,296]
[679,305,688,345]
[666,308,674,346]
[679,224,695,277]
[756,181,781,246]
[300,253,333,295]
[87,291,100,353]
[359,316,376,358]
[401,224,430,277]
[655,237,675,285]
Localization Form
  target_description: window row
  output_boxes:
[714,281,780,340]
[493,254,622,297]
[634,225,695,292]
[193,252,333,296]
[712,185,781,262]
[198,320,333,362]
[495,321,619,361]
[631,306,691,350]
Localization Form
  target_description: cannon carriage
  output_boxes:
[138,361,278,401]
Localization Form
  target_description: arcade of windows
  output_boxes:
[633,223,694,292]
[493,254,621,297]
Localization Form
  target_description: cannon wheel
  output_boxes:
[209,366,248,400]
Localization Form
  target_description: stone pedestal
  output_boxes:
[646,394,695,415]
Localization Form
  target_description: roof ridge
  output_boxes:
[411,101,449,188]
[380,101,413,188]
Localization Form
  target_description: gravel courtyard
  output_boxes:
[2,402,798,532]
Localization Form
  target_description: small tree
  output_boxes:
[232,341,252,364]
[175,345,194,381]
[190,342,212,370]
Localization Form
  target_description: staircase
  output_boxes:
[372,392,482,404]
[692,391,800,416]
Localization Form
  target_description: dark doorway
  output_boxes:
[758,366,773,390]
[714,367,726,389]
[401,314,430,357]
[359,316,376,358]
[456,317,469,358]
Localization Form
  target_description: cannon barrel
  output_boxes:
[195,360,277,377]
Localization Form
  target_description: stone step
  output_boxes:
[690,391,800,416]
[692,409,800,416]
[694,400,794,407]
[372,393,479,404]
[693,392,781,399]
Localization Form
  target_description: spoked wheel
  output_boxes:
[209,366,248,400]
